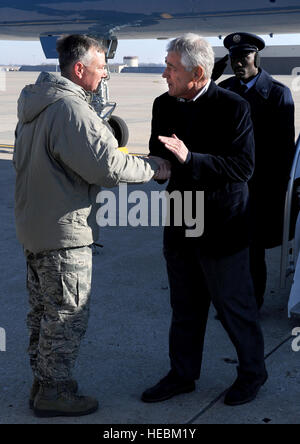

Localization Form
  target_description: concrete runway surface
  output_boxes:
[1,72,300,424]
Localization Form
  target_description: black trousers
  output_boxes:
[164,241,266,382]
[249,243,267,309]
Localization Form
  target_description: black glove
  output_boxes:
[211,54,229,81]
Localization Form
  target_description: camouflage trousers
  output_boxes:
[25,246,92,384]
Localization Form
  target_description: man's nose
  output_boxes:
[232,59,243,69]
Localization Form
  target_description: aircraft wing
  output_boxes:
[1,1,300,40]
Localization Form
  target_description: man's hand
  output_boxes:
[211,54,229,81]
[149,156,171,180]
[158,134,189,164]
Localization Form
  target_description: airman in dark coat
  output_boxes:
[219,32,295,309]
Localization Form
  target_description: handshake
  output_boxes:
[150,156,172,181]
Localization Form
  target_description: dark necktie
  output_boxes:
[237,83,248,95]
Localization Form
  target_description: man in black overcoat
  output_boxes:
[219,32,295,309]
[141,34,267,407]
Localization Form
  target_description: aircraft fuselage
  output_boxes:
[1,0,300,40]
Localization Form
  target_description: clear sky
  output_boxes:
[1,34,300,66]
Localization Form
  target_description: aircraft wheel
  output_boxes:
[108,115,129,147]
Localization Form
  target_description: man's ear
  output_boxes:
[74,61,84,80]
[194,66,204,81]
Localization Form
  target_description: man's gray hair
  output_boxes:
[56,34,106,75]
[167,33,215,79]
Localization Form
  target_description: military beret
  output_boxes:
[224,32,265,56]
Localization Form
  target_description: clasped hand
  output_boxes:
[149,156,172,180]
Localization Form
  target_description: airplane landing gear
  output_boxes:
[107,115,129,147]
[91,37,129,147]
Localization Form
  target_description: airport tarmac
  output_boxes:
[1,72,300,425]
[1,72,300,154]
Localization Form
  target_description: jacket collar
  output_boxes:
[170,80,217,105]
[36,71,90,101]
[228,68,272,100]
[194,79,217,102]
[253,68,273,99]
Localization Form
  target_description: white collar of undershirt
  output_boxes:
[176,80,211,103]
[190,79,211,101]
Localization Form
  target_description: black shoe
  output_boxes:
[141,371,195,403]
[224,369,268,406]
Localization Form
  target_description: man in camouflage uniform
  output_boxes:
[26,247,91,409]
[13,34,170,417]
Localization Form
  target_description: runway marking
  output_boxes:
[0,144,145,156]
[0,144,13,149]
